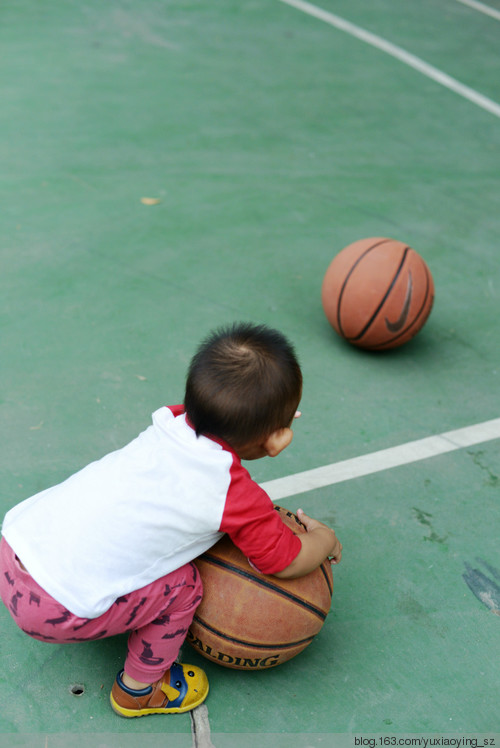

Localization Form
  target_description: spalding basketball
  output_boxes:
[321,237,434,350]
[187,506,333,670]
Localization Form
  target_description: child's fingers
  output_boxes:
[296,507,312,527]
[329,540,343,564]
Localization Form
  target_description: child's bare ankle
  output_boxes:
[121,672,151,691]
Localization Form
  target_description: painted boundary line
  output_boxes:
[191,705,216,748]
[278,0,500,119]
[261,417,500,500]
[456,0,500,22]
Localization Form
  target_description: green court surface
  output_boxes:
[1,0,499,745]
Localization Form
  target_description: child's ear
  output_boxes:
[263,428,294,457]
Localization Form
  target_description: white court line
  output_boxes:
[456,0,500,22]
[191,705,216,748]
[261,417,500,501]
[278,0,500,119]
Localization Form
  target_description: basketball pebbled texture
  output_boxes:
[321,237,435,350]
[187,506,334,670]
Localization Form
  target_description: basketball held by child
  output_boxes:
[321,237,435,350]
[187,506,334,670]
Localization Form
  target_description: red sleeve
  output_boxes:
[219,457,302,575]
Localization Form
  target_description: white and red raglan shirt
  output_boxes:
[2,405,301,619]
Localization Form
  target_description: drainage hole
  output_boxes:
[70,684,85,696]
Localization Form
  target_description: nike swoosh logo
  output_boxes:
[385,271,413,332]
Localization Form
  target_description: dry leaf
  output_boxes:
[140,197,161,205]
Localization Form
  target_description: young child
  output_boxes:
[0,322,342,718]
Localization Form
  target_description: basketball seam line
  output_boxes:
[347,246,411,342]
[319,562,333,596]
[191,616,316,650]
[368,258,433,349]
[199,555,329,620]
[337,238,390,337]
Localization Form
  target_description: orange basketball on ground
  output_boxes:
[321,237,434,350]
[187,506,333,670]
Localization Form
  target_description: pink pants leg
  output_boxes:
[0,537,203,683]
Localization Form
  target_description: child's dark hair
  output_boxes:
[185,322,302,448]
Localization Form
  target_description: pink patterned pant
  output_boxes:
[0,537,203,683]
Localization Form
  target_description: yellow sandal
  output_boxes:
[110,662,209,717]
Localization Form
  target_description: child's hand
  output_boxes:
[296,508,343,565]
[275,507,343,578]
